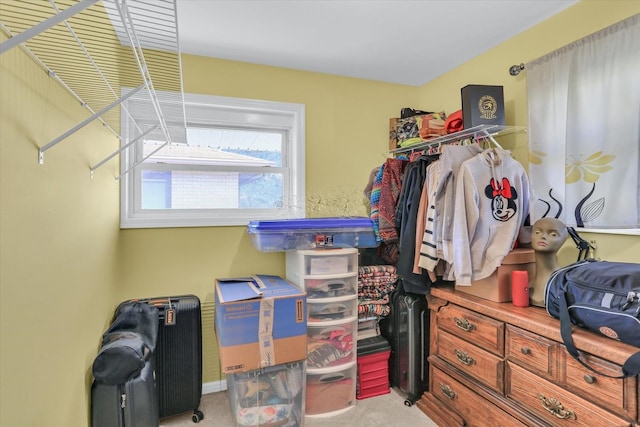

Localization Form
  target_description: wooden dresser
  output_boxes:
[417,286,640,427]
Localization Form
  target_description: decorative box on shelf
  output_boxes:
[461,84,505,129]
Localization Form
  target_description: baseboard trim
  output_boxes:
[202,380,227,395]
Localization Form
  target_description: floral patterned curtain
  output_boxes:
[526,14,640,230]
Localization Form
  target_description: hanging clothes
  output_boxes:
[377,157,408,244]
[416,160,440,281]
[452,148,531,286]
[394,153,439,294]
[366,165,383,241]
[422,143,483,280]
[370,157,409,264]
[412,161,433,276]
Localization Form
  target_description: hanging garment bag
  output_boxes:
[545,259,640,378]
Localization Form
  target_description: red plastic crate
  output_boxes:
[357,382,391,400]
[358,350,390,364]
[356,349,390,400]
[360,368,387,383]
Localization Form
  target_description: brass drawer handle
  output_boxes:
[521,347,531,355]
[537,394,576,420]
[439,383,457,400]
[454,316,476,332]
[454,349,476,366]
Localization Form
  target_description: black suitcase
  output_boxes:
[118,295,204,423]
[382,285,429,406]
[91,357,159,427]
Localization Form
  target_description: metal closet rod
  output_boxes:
[509,63,525,76]
[116,139,169,182]
[38,84,145,164]
[90,125,159,178]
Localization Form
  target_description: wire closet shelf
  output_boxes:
[0,0,186,179]
[389,124,526,155]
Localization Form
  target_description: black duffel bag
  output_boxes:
[104,301,159,353]
[545,258,640,378]
[92,302,159,384]
[92,332,149,385]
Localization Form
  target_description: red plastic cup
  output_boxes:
[511,270,530,307]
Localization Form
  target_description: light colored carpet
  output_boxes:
[160,388,438,426]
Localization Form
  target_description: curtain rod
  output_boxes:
[509,63,525,76]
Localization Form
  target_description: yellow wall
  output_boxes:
[0,34,121,427]
[1,2,639,426]
[418,0,640,267]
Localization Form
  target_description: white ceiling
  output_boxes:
[175,0,578,86]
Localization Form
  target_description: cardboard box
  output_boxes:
[215,275,307,373]
[455,248,535,302]
[461,84,505,129]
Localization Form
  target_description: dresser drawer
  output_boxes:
[437,329,504,393]
[437,303,504,356]
[564,352,638,421]
[506,325,560,380]
[431,366,527,427]
[506,362,633,427]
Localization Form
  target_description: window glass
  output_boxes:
[120,92,305,228]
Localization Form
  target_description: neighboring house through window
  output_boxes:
[120,91,305,228]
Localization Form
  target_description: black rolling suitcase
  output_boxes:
[91,358,159,427]
[92,302,160,427]
[118,295,204,423]
[381,283,429,406]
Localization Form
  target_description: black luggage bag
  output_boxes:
[92,357,159,427]
[381,284,430,406]
[117,295,204,423]
[545,259,640,378]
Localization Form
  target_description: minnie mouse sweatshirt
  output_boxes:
[452,148,530,286]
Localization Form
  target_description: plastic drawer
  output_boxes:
[307,296,358,323]
[304,274,358,299]
[358,359,390,382]
[306,317,357,369]
[357,381,390,400]
[306,362,357,416]
[286,249,359,288]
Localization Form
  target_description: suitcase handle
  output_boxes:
[127,298,174,309]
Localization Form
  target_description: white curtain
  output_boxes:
[526,14,640,229]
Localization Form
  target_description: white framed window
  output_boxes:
[120,92,305,228]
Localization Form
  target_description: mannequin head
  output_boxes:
[529,217,568,307]
[531,217,568,254]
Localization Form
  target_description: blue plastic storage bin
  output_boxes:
[247,217,379,252]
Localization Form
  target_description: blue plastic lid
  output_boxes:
[247,217,374,232]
